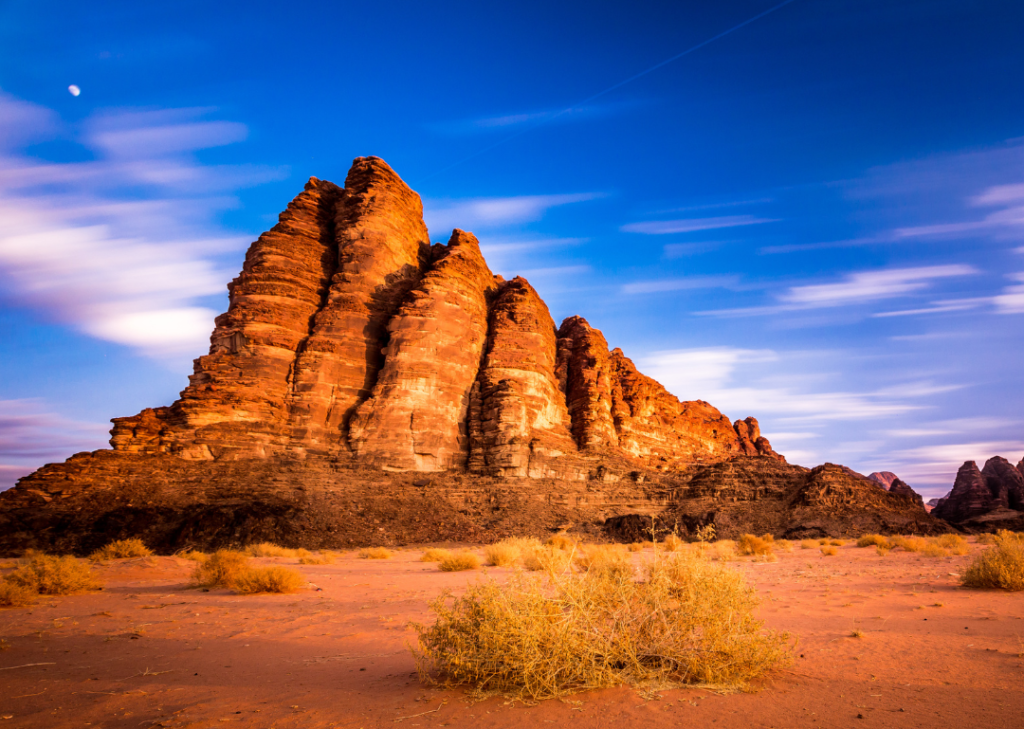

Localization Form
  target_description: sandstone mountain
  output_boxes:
[867,471,924,506]
[933,456,1024,529]
[868,471,899,489]
[0,157,944,553]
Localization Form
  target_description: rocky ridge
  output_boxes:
[932,456,1024,528]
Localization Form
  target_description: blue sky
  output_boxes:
[1,0,1022,497]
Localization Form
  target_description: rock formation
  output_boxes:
[868,472,899,489]
[867,471,923,505]
[0,156,948,553]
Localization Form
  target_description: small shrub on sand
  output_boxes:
[89,538,152,561]
[737,534,774,557]
[190,550,250,588]
[484,543,520,567]
[976,533,997,545]
[627,542,644,553]
[961,531,1024,591]
[661,534,686,552]
[247,543,310,559]
[0,581,37,607]
[574,545,633,578]
[857,534,890,549]
[704,540,737,562]
[891,536,929,553]
[523,546,572,574]
[921,543,949,558]
[230,565,305,594]
[546,534,576,551]
[875,545,891,557]
[820,545,838,556]
[774,539,793,552]
[299,552,336,565]
[359,547,392,560]
[413,553,791,700]
[180,550,209,562]
[439,551,481,572]
[829,540,845,547]
[800,540,816,549]
[4,554,100,595]
[935,534,969,555]
[420,548,453,563]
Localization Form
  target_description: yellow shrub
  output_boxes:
[774,539,793,552]
[875,545,890,556]
[299,552,336,565]
[439,551,481,572]
[190,550,250,588]
[4,554,100,595]
[231,566,305,594]
[0,581,36,607]
[546,534,576,551]
[856,534,890,548]
[359,547,392,560]
[247,543,310,559]
[484,543,520,567]
[574,545,633,578]
[820,546,838,556]
[935,534,969,555]
[523,546,572,574]
[413,553,791,700]
[705,540,737,562]
[800,540,817,549]
[627,543,644,552]
[89,538,153,561]
[829,540,845,547]
[921,543,948,558]
[891,536,929,553]
[961,531,1024,591]
[420,548,452,563]
[975,533,997,545]
[180,550,208,562]
[661,534,686,552]
[737,534,774,556]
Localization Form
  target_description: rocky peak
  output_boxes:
[868,471,899,489]
[982,456,1024,510]
[933,460,999,523]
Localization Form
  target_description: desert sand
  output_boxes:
[1,541,1022,728]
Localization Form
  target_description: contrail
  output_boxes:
[417,0,801,183]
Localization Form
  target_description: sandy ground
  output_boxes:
[1,541,1022,729]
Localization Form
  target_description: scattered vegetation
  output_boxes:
[573,545,633,578]
[298,552,336,565]
[439,551,481,572]
[4,553,101,595]
[247,543,310,559]
[976,533,998,545]
[522,546,572,574]
[935,534,970,555]
[800,540,817,549]
[89,538,153,561]
[737,534,774,557]
[850,629,864,638]
[875,545,891,557]
[660,534,686,552]
[420,548,453,563]
[820,546,838,556]
[180,550,209,562]
[627,542,644,552]
[413,552,791,701]
[546,534,576,551]
[230,565,305,594]
[694,523,717,543]
[961,530,1024,591]
[0,581,37,607]
[701,540,737,562]
[484,543,520,567]
[190,550,251,589]
[359,547,393,560]
[856,534,890,548]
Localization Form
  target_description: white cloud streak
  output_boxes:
[424,193,602,235]
[621,275,739,295]
[621,214,775,235]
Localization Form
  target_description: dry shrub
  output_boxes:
[359,547,392,560]
[935,534,969,555]
[231,566,305,594]
[627,543,644,553]
[820,546,838,556]
[961,531,1024,591]
[737,534,774,557]
[891,536,929,553]
[800,540,816,550]
[439,551,481,572]
[484,543,520,567]
[921,543,949,558]
[660,534,686,552]
[705,540,736,562]
[247,543,310,559]
[179,550,208,562]
[774,539,793,552]
[190,550,250,588]
[976,533,998,545]
[0,581,36,607]
[413,553,791,700]
[523,546,572,574]
[89,538,152,561]
[875,545,891,556]
[4,554,100,595]
[421,548,452,563]
[857,534,890,548]
[639,541,656,550]
[829,540,845,547]
[299,552,336,565]
[546,534,576,551]
[574,545,633,578]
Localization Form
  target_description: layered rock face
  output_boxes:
[981,456,1024,510]
[933,461,1002,523]
[868,471,899,489]
[932,456,1024,525]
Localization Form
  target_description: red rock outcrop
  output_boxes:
[868,471,899,489]
[348,230,496,470]
[932,461,1001,523]
[467,277,578,478]
[981,456,1024,510]
[887,477,924,506]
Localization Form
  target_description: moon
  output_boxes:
[68,85,81,97]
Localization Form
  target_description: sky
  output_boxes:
[1,0,1022,498]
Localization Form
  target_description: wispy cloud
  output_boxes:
[888,441,1024,491]
[0,399,109,490]
[0,92,285,360]
[621,214,775,235]
[621,275,739,295]
[427,101,639,135]
[993,273,1024,314]
[663,241,726,258]
[424,193,602,236]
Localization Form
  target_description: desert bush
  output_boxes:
[774,539,793,552]
[180,550,209,562]
[856,534,890,548]
[875,545,891,556]
[4,554,100,595]
[694,523,717,543]
[627,542,644,553]
[299,552,336,565]
[230,565,305,594]
[800,540,816,549]
[961,531,1024,591]
[413,552,791,700]
[190,550,250,588]
[935,534,969,555]
[439,551,481,572]
[89,538,153,561]
[737,534,774,557]
[922,543,949,558]
[820,546,838,556]
[523,546,572,574]
[484,543,520,567]
[891,536,929,553]
[546,534,576,551]
[574,545,633,578]
[0,581,37,607]
[247,543,310,559]
[976,533,997,545]
[420,548,452,563]
[829,540,845,547]
[704,540,737,562]
[661,534,686,552]
[359,547,393,560]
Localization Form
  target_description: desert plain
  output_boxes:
[2,539,1022,729]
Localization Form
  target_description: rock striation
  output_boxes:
[0,156,947,553]
[868,472,899,489]
[867,471,923,506]
[932,458,1024,525]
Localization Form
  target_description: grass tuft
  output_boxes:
[737,534,774,556]
[574,545,633,578]
[230,565,305,594]
[439,551,481,572]
[4,553,101,595]
[190,550,250,589]
[89,538,153,561]
[523,546,572,574]
[820,546,838,556]
[298,552,336,565]
[0,581,37,607]
[359,547,393,560]
[247,543,310,559]
[660,534,686,552]
[800,540,817,550]
[627,542,644,553]
[420,548,452,563]
[857,534,890,549]
[961,530,1024,591]
[484,543,520,567]
[546,534,576,551]
[413,552,791,701]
